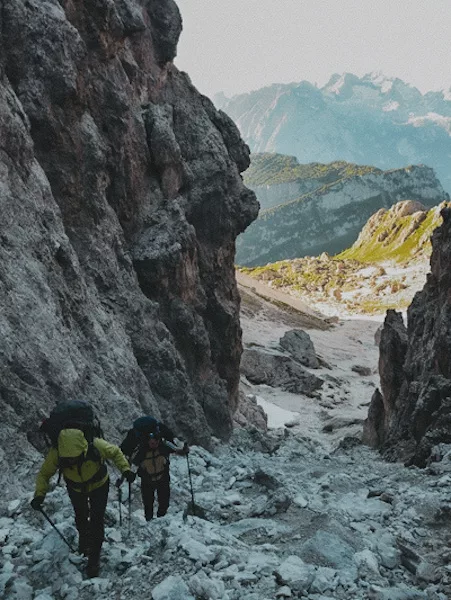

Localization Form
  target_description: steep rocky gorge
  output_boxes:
[0,0,258,498]
[364,207,451,466]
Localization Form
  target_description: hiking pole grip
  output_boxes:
[39,507,77,553]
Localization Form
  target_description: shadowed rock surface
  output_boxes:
[241,349,323,396]
[0,0,258,499]
[364,209,451,465]
[233,391,268,431]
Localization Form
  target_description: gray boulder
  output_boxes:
[241,349,323,396]
[234,391,268,430]
[279,329,320,369]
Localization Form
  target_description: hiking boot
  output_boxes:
[86,562,99,578]
[87,547,101,578]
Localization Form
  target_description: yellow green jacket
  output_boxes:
[35,429,130,497]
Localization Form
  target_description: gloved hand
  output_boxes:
[179,442,190,456]
[30,496,44,511]
[123,470,136,483]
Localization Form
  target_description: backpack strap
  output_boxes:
[64,463,108,493]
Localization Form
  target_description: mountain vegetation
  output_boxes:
[239,201,447,315]
[338,200,445,263]
[244,153,378,188]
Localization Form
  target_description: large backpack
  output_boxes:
[40,400,103,448]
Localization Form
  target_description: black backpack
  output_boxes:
[40,400,103,448]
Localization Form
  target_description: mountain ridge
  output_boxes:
[237,157,449,266]
[217,72,451,194]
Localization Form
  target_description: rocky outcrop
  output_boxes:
[279,330,320,369]
[250,178,321,211]
[363,311,408,448]
[233,391,268,430]
[237,164,448,266]
[241,349,323,396]
[340,200,447,263]
[0,0,258,498]
[217,73,451,194]
[364,209,451,465]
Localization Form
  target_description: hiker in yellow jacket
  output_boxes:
[31,429,134,578]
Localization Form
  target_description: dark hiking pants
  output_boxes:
[141,473,170,520]
[67,479,109,565]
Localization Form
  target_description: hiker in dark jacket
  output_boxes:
[120,417,189,521]
[31,429,134,578]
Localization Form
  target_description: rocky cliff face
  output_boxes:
[217,73,451,195]
[363,208,451,466]
[244,154,378,211]
[249,179,320,211]
[0,0,258,498]
[237,164,448,266]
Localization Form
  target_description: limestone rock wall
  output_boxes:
[0,0,258,499]
[249,179,322,211]
[364,208,451,466]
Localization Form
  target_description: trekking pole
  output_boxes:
[117,482,123,527]
[127,481,132,539]
[39,507,77,553]
[186,454,196,517]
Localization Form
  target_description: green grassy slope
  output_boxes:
[238,201,448,315]
[243,153,380,187]
[337,201,446,263]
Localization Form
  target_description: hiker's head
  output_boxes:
[148,431,161,449]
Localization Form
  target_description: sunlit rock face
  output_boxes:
[364,208,451,466]
[0,0,258,497]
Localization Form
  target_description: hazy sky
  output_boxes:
[175,0,451,98]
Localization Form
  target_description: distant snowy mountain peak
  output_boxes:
[219,72,451,193]
[365,71,395,93]
[324,72,360,96]
[382,100,399,112]
[408,112,451,134]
